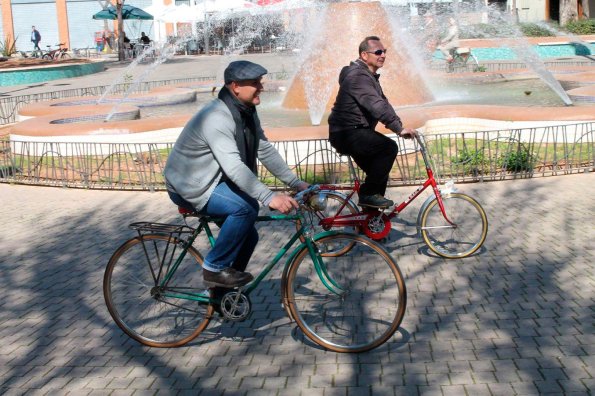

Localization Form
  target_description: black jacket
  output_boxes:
[328,59,402,134]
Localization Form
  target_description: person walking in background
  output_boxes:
[103,30,113,50]
[328,36,417,209]
[31,26,41,52]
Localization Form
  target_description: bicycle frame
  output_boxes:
[317,135,457,229]
[44,44,67,60]
[144,212,342,307]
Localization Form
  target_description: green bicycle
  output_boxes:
[103,186,407,353]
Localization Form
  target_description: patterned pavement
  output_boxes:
[0,173,593,395]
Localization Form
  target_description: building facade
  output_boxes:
[1,0,158,52]
[1,0,593,53]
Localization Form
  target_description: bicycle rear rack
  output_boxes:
[129,221,194,235]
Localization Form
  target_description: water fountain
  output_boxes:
[282,1,434,125]
[7,0,595,144]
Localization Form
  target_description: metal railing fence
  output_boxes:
[0,72,288,126]
[429,58,594,73]
[2,122,593,190]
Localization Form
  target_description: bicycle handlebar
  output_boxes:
[414,132,425,147]
[293,184,320,205]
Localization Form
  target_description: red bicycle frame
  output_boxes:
[315,135,456,239]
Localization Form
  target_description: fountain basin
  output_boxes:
[567,86,595,104]
[0,61,106,87]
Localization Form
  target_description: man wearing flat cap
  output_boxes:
[165,60,309,289]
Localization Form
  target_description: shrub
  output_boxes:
[451,147,487,166]
[519,23,556,37]
[450,147,489,175]
[0,35,17,57]
[564,19,595,35]
[498,149,537,172]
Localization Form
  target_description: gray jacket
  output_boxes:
[328,59,403,134]
[164,99,301,210]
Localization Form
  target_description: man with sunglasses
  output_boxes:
[328,36,417,209]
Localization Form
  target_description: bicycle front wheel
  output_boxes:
[104,234,214,347]
[420,192,488,258]
[60,53,71,60]
[466,53,479,71]
[285,233,406,353]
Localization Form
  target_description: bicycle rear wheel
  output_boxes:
[285,233,406,353]
[297,191,360,256]
[104,234,214,347]
[420,192,488,258]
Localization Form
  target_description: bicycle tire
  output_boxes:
[468,53,479,70]
[42,54,52,60]
[104,234,214,347]
[296,191,360,256]
[285,233,406,353]
[60,53,71,60]
[420,192,488,258]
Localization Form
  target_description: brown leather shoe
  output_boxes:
[203,268,253,288]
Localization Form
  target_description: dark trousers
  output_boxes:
[330,128,398,197]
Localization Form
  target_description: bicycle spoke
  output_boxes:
[104,235,212,347]
[421,193,488,258]
[287,234,406,352]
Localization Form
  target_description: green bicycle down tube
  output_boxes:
[242,223,304,295]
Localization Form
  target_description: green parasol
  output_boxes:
[93,4,154,20]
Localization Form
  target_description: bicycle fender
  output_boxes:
[416,192,469,236]
[416,195,437,236]
[323,191,359,211]
[280,230,344,287]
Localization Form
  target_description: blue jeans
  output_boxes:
[168,182,259,272]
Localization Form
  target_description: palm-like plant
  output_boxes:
[0,35,17,57]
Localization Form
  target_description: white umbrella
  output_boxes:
[254,0,317,12]
[158,4,194,23]
[143,4,169,19]
[198,0,258,16]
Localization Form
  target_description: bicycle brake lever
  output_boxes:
[294,184,320,204]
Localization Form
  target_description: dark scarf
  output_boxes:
[218,86,260,173]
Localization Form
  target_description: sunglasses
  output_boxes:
[366,49,387,56]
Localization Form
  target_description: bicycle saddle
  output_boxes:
[178,206,199,216]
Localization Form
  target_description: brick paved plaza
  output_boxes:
[0,173,593,395]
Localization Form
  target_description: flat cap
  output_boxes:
[224,61,268,84]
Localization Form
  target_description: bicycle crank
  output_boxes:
[220,291,251,321]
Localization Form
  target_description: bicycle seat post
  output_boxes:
[345,156,358,183]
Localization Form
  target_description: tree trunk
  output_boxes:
[580,0,590,18]
[510,0,519,23]
[117,0,124,61]
[559,0,578,26]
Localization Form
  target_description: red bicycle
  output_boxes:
[42,43,71,60]
[298,134,488,258]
